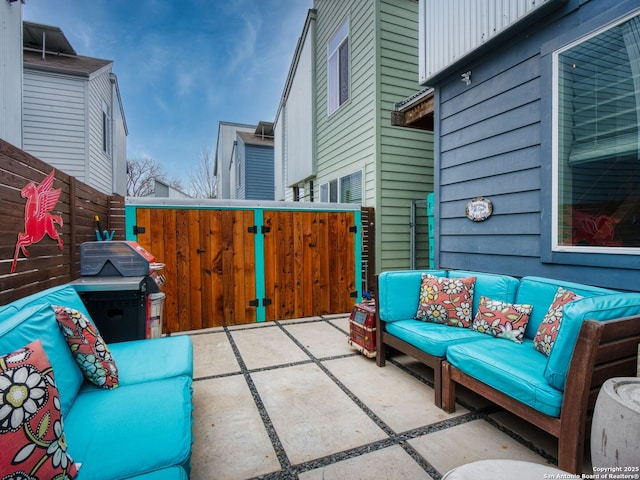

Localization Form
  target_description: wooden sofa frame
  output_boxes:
[442,315,640,474]
[376,324,446,408]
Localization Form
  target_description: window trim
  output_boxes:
[102,100,111,156]
[327,17,350,116]
[551,10,640,256]
[319,170,363,205]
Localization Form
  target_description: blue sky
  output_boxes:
[23,0,313,187]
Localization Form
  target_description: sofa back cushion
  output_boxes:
[0,303,84,417]
[515,277,615,340]
[544,292,640,390]
[378,270,447,322]
[448,270,519,318]
[4,285,93,320]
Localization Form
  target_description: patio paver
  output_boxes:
[188,315,566,479]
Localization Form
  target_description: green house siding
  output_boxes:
[314,0,434,274]
[315,0,377,209]
[378,0,434,271]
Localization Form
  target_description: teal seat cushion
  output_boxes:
[448,270,519,316]
[446,338,563,417]
[515,277,615,339]
[99,335,193,386]
[544,293,640,391]
[66,376,193,479]
[0,303,83,416]
[378,270,447,322]
[125,467,188,480]
[386,320,486,357]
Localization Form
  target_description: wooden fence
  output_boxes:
[0,139,125,304]
[130,204,359,332]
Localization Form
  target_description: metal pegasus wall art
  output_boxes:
[11,170,64,273]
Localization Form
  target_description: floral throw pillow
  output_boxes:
[533,287,582,356]
[0,339,78,479]
[415,274,475,327]
[53,306,119,389]
[471,296,533,343]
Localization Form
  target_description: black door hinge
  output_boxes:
[262,226,271,234]
[349,226,357,233]
[248,226,258,234]
[262,298,272,307]
[133,225,146,235]
[350,291,358,298]
[249,299,259,307]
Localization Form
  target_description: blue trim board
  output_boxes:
[253,209,266,322]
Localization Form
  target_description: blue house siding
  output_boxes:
[432,0,640,290]
[244,144,275,201]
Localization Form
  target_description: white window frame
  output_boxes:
[327,17,350,115]
[551,10,640,255]
[320,170,363,204]
[102,100,111,156]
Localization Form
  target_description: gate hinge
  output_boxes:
[262,298,272,307]
[350,291,358,298]
[248,226,258,234]
[133,225,146,235]
[349,225,357,233]
[262,226,271,234]
[249,299,259,307]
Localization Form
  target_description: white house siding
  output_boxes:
[215,122,254,199]
[314,0,377,206]
[285,18,315,189]
[112,81,127,196]
[23,71,88,180]
[419,0,564,84]
[378,0,434,271]
[235,138,246,200]
[274,112,285,200]
[88,67,115,194]
[0,1,23,148]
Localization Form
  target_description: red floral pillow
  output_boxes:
[53,306,119,389]
[415,274,475,327]
[0,340,78,479]
[533,287,581,356]
[471,296,533,343]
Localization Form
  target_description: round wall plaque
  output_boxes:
[465,197,493,222]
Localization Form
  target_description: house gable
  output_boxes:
[21,21,126,195]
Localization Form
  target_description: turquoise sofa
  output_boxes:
[376,269,640,473]
[0,285,193,479]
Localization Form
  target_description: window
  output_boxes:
[327,18,349,115]
[339,170,362,204]
[553,12,640,252]
[320,171,362,204]
[102,101,111,155]
[320,180,338,202]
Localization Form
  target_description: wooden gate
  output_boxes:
[134,208,256,332]
[131,204,359,332]
[263,210,356,320]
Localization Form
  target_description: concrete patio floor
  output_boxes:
[182,314,586,479]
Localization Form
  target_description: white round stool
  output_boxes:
[441,459,568,480]
[591,377,640,469]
